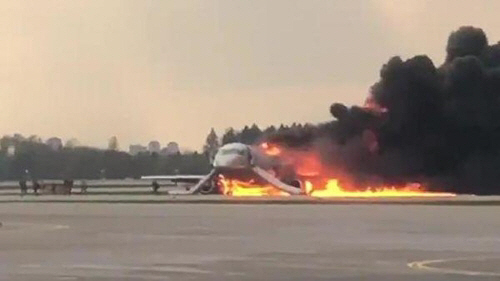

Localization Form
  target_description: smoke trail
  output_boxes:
[267,26,500,194]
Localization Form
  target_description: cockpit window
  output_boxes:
[219,149,246,156]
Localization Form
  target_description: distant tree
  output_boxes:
[108,136,119,151]
[65,138,80,148]
[46,137,63,151]
[221,127,238,144]
[0,153,8,179]
[278,124,288,133]
[263,125,277,136]
[303,122,314,129]
[238,124,263,144]
[0,136,12,153]
[0,132,214,180]
[248,124,262,143]
[103,150,130,179]
[28,135,42,143]
[202,128,219,160]
[239,125,252,144]
[11,144,35,179]
[13,134,25,143]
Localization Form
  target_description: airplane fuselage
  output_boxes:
[142,142,304,195]
[202,143,300,194]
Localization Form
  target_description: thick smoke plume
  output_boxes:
[268,26,500,194]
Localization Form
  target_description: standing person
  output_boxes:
[32,180,40,195]
[19,180,27,196]
[80,180,88,194]
[63,179,74,195]
[68,179,74,195]
[51,183,57,194]
[19,169,30,196]
[152,180,160,194]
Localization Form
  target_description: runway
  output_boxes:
[1,201,499,280]
[1,193,500,206]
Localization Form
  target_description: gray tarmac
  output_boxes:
[0,200,499,280]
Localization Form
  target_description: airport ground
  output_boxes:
[0,197,499,280]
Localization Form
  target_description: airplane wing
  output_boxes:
[141,175,205,183]
[143,170,218,194]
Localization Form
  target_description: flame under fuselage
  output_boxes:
[210,143,299,192]
[209,143,455,198]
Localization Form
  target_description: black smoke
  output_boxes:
[267,26,500,194]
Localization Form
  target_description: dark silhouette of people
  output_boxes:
[152,180,160,194]
[32,180,40,195]
[63,179,74,195]
[80,180,88,194]
[19,180,27,196]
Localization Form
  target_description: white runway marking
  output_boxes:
[408,257,500,277]
[53,224,70,229]
[1,222,70,231]
[56,277,77,280]
[20,264,42,268]
[18,263,211,280]
[69,264,212,274]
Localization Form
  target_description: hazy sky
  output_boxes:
[1,0,500,151]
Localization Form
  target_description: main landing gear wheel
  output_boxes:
[200,184,215,195]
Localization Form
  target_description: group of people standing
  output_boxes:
[18,179,84,196]
[18,179,40,195]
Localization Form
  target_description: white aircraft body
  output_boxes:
[141,142,303,195]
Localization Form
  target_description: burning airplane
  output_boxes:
[143,141,454,197]
[143,142,303,195]
[146,26,500,197]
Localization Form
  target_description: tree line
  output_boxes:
[202,123,311,155]
[0,124,305,180]
[0,134,210,180]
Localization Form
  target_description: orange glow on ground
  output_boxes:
[219,177,290,197]
[304,180,455,198]
[248,142,455,198]
[219,177,455,198]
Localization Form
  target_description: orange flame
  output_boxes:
[305,180,454,198]
[247,140,455,198]
[218,177,455,198]
[219,177,290,197]
[295,154,322,177]
[260,142,282,156]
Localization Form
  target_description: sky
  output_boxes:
[1,0,500,151]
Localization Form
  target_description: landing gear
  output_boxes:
[199,177,220,194]
[288,179,302,189]
[199,184,215,194]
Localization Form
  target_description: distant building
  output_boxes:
[161,142,180,155]
[7,145,15,156]
[148,141,161,154]
[46,137,63,151]
[129,144,147,155]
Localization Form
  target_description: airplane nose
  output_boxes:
[213,154,249,168]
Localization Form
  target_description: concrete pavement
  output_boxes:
[1,202,499,280]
